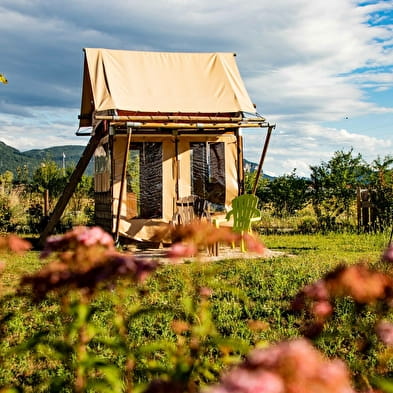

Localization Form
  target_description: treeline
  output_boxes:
[246,149,393,232]
[0,159,93,234]
[1,149,393,235]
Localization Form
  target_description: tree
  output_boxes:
[256,170,311,217]
[0,170,13,194]
[366,155,393,230]
[31,160,67,209]
[309,149,367,229]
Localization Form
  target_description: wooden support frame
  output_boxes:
[39,122,106,245]
[252,125,275,195]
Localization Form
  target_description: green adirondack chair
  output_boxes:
[225,194,262,252]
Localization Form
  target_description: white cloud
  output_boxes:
[244,121,393,177]
[0,0,392,177]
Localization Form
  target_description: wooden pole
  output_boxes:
[252,125,274,195]
[114,128,132,244]
[174,131,179,202]
[39,123,105,245]
[43,189,49,217]
[236,130,244,195]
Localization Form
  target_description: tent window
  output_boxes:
[190,142,225,206]
[127,142,162,219]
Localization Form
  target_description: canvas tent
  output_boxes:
[40,48,274,244]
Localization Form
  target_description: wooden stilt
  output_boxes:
[39,123,106,245]
[252,125,274,195]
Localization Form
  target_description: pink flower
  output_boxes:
[199,286,213,298]
[382,244,393,263]
[375,320,393,346]
[76,226,114,247]
[312,300,333,318]
[303,280,329,301]
[0,234,31,254]
[167,242,197,259]
[211,369,285,393]
[243,233,266,254]
[206,339,356,393]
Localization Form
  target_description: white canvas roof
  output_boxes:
[79,48,256,127]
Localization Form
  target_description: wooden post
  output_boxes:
[44,189,49,217]
[236,129,244,195]
[39,122,106,245]
[252,125,274,195]
[114,127,132,243]
[174,131,179,202]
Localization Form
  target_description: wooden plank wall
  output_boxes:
[94,191,113,233]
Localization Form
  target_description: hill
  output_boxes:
[0,141,92,177]
[244,159,275,180]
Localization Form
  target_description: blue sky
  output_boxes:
[0,0,392,177]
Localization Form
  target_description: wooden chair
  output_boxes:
[224,194,261,252]
[172,195,210,225]
[172,195,219,255]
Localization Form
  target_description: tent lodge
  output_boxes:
[40,48,274,244]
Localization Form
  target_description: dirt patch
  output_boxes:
[126,243,287,264]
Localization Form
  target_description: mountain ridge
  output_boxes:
[0,141,91,177]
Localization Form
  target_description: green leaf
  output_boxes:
[182,296,195,316]
[96,365,124,392]
[372,376,393,393]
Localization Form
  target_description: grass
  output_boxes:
[0,231,391,391]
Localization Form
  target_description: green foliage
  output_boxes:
[256,169,311,217]
[309,149,368,230]
[0,194,13,232]
[31,160,67,197]
[0,73,7,84]
[366,156,393,231]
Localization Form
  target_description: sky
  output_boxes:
[0,0,392,177]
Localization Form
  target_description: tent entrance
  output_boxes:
[126,142,163,219]
[190,142,226,210]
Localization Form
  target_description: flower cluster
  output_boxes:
[158,220,265,259]
[40,225,115,264]
[291,263,393,337]
[21,226,157,299]
[0,234,31,254]
[206,339,356,393]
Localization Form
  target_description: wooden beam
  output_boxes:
[114,127,132,243]
[95,114,245,122]
[108,122,268,129]
[252,125,275,195]
[39,123,106,245]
